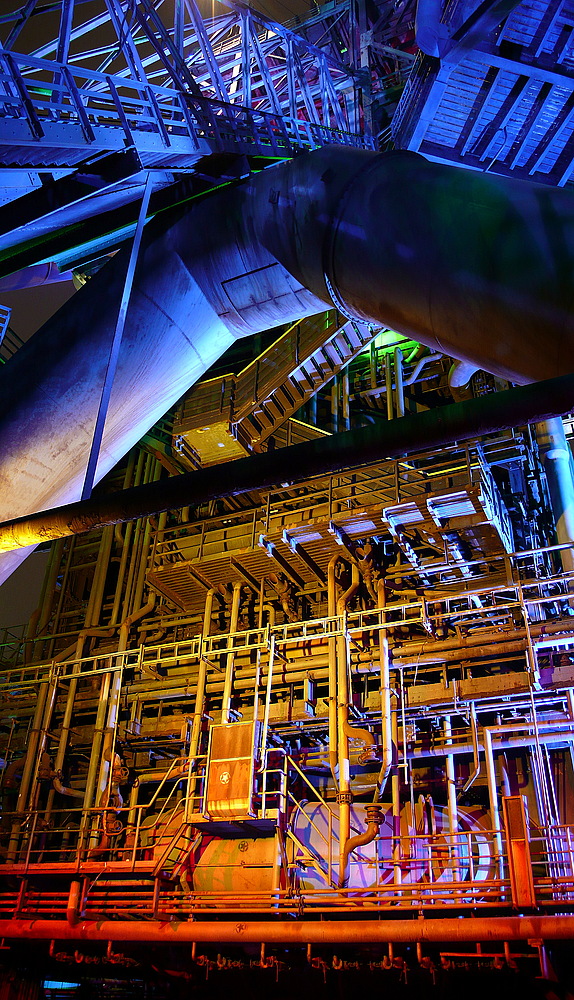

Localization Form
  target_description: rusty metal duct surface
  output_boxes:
[2,147,574,584]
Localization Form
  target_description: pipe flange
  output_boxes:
[365,805,383,825]
[321,153,388,323]
[337,791,353,805]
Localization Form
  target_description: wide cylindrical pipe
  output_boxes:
[536,418,574,575]
[248,146,574,385]
[3,374,574,555]
[1,915,573,942]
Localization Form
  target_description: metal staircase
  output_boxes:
[0,324,23,366]
[236,317,377,449]
[173,313,379,466]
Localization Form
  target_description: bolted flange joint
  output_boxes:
[365,805,383,825]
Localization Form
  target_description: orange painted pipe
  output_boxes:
[1,916,574,943]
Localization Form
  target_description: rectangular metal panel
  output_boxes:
[503,794,537,909]
[205,720,259,819]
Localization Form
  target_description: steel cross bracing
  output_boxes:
[0,0,368,178]
[393,0,574,185]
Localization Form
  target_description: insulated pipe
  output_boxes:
[338,571,375,755]
[3,373,574,555]
[406,730,573,759]
[6,671,59,860]
[443,716,459,880]
[393,638,538,666]
[44,632,92,823]
[5,680,50,861]
[484,726,504,881]
[403,351,442,386]
[374,578,393,801]
[390,694,402,889]
[110,450,138,625]
[92,594,157,826]
[190,589,216,761]
[327,557,340,784]
[24,537,65,662]
[459,702,481,796]
[5,916,572,943]
[535,418,574,576]
[385,353,393,421]
[185,586,215,823]
[80,669,112,845]
[449,359,478,388]
[250,146,574,386]
[222,581,242,724]
[394,347,405,418]
[335,562,357,886]
[392,618,574,658]
[340,804,384,881]
[52,777,84,799]
[335,561,367,886]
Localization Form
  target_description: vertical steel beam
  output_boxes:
[81,172,153,500]
[240,10,252,108]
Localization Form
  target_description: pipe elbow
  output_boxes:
[342,718,378,760]
[53,774,85,799]
[448,359,478,388]
[340,805,383,886]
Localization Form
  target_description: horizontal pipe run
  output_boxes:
[393,617,574,658]
[2,373,574,552]
[1,916,574,943]
[406,731,573,759]
[392,639,530,665]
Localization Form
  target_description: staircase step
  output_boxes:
[255,403,280,427]
[286,377,306,399]
[313,350,335,375]
[323,341,345,367]
[343,323,363,350]
[296,364,316,390]
[275,384,296,408]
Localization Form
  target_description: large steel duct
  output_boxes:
[246,146,574,384]
[0,175,326,586]
[2,146,574,584]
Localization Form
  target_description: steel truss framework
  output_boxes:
[0,0,368,173]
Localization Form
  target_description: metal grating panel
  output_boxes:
[393,0,574,185]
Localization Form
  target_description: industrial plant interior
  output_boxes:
[4,0,574,996]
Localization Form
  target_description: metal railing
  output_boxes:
[5,563,574,688]
[0,49,371,162]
